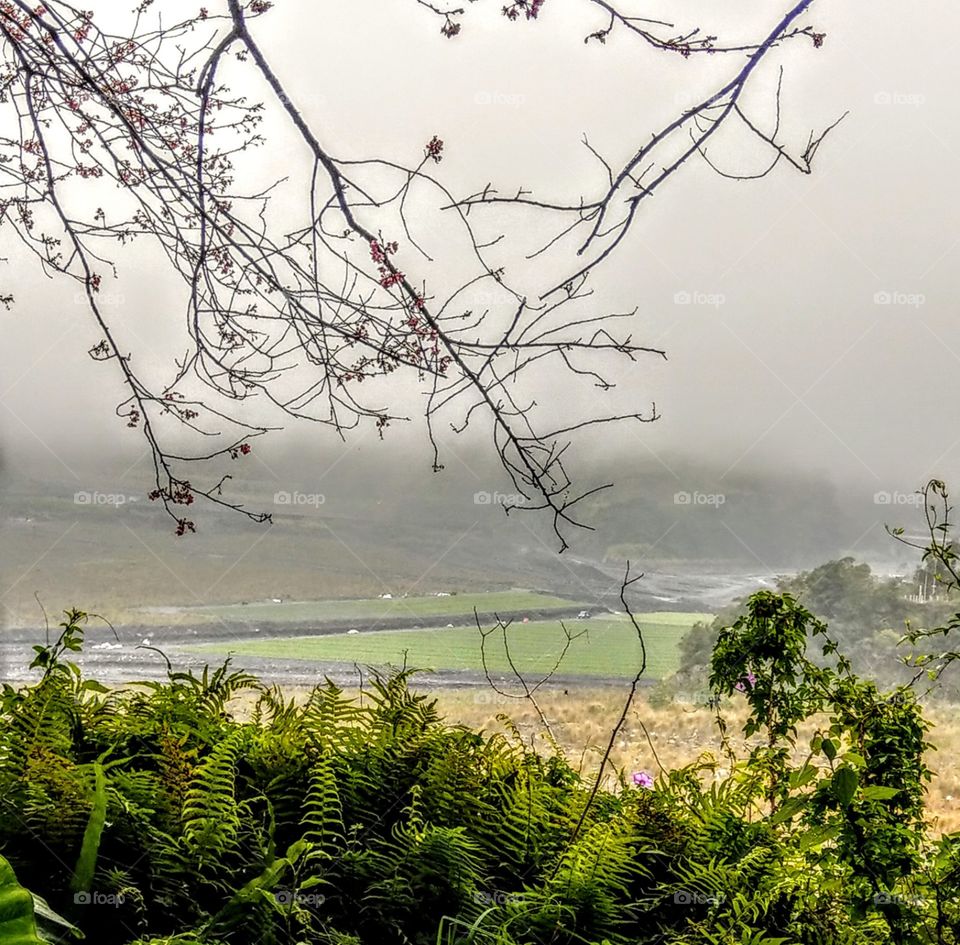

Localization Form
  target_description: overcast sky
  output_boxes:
[1,0,956,498]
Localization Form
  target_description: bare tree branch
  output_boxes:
[0,0,836,547]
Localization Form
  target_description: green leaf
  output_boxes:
[861,786,900,801]
[797,824,841,851]
[832,766,859,807]
[30,896,82,943]
[790,764,819,789]
[770,796,809,824]
[822,739,837,761]
[0,856,46,945]
[70,764,108,897]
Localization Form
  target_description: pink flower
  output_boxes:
[734,671,757,693]
[632,771,654,789]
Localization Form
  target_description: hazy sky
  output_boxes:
[1,0,957,498]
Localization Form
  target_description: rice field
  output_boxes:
[184,612,712,679]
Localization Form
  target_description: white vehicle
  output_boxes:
[576,610,591,619]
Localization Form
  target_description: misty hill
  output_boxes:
[0,448,930,628]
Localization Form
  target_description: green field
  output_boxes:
[146,590,583,626]
[185,612,712,679]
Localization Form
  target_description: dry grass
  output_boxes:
[425,688,960,835]
[228,681,960,834]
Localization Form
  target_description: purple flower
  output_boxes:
[734,671,757,693]
[631,771,654,789]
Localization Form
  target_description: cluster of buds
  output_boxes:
[398,314,452,377]
[0,2,45,42]
[425,135,444,163]
[149,479,195,507]
[123,105,147,130]
[105,75,136,96]
[503,0,545,21]
[228,443,252,460]
[161,393,199,422]
[370,238,404,289]
[73,9,93,43]
[109,40,136,64]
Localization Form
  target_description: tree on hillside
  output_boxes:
[0,0,841,546]
[776,557,909,628]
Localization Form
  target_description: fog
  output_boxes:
[1,0,957,624]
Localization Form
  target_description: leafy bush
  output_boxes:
[0,605,958,944]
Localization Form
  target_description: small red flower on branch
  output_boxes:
[425,135,444,163]
[380,271,404,289]
[503,0,545,21]
[370,238,405,289]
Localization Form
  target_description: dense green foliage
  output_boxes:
[2,599,960,945]
[669,556,959,704]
